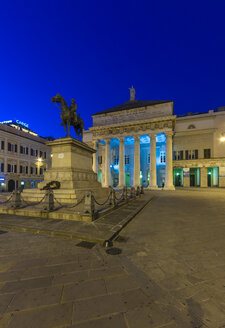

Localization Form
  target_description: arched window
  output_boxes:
[188,124,196,129]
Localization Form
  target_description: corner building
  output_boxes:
[84,91,225,189]
[0,121,52,192]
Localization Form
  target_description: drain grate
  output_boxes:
[0,230,8,235]
[76,241,96,249]
[106,247,122,255]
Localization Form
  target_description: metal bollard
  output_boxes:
[10,190,22,209]
[109,188,117,207]
[42,189,54,212]
[83,191,95,220]
[136,186,140,196]
[122,186,128,202]
[140,186,144,194]
[130,187,135,198]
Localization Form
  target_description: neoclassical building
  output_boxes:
[84,87,175,190]
[84,87,225,189]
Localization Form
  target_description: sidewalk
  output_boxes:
[0,193,154,245]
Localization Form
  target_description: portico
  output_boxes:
[90,130,175,190]
[84,87,176,190]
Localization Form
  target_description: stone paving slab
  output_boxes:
[0,193,153,244]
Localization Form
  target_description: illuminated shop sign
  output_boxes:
[0,120,13,124]
[16,120,29,128]
[0,120,29,128]
[0,120,38,136]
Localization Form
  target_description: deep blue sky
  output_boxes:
[1,0,225,138]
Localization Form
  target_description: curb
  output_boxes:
[0,194,155,245]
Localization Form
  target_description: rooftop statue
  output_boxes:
[129,85,135,101]
[51,94,84,141]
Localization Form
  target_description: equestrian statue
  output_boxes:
[51,94,84,141]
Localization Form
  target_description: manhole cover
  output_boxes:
[76,241,96,249]
[0,230,8,235]
[106,247,122,255]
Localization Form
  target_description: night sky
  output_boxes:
[1,0,225,139]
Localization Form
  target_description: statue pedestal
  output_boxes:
[22,137,109,204]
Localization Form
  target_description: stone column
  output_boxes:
[148,134,158,189]
[183,168,190,187]
[103,139,111,187]
[200,167,208,187]
[133,135,140,187]
[118,137,125,188]
[92,140,98,174]
[165,132,175,190]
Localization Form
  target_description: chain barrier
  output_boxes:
[0,193,13,204]
[93,191,111,206]
[53,196,85,209]
[20,194,46,207]
[115,191,124,201]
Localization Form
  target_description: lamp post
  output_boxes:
[36,157,43,175]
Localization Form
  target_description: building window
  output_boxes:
[185,150,188,160]
[20,165,23,173]
[40,168,43,175]
[26,166,28,174]
[204,149,211,159]
[160,151,166,163]
[30,167,33,174]
[35,167,38,175]
[44,152,46,159]
[178,151,183,160]
[8,143,12,151]
[8,164,11,173]
[173,151,177,160]
[26,147,29,155]
[1,141,4,150]
[113,155,119,165]
[15,144,17,153]
[40,151,43,158]
[0,163,4,172]
[147,154,150,164]
[14,165,17,173]
[98,156,102,164]
[36,150,38,157]
[125,155,130,165]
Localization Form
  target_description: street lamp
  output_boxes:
[36,157,43,175]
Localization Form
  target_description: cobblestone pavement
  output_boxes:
[0,190,224,327]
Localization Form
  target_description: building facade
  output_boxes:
[0,120,52,192]
[84,89,225,189]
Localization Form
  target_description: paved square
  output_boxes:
[0,190,224,327]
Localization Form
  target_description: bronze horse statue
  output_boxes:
[51,94,84,141]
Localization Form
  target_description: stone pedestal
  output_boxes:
[22,137,109,203]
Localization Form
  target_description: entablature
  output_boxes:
[90,115,176,139]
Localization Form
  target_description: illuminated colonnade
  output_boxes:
[93,133,174,189]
